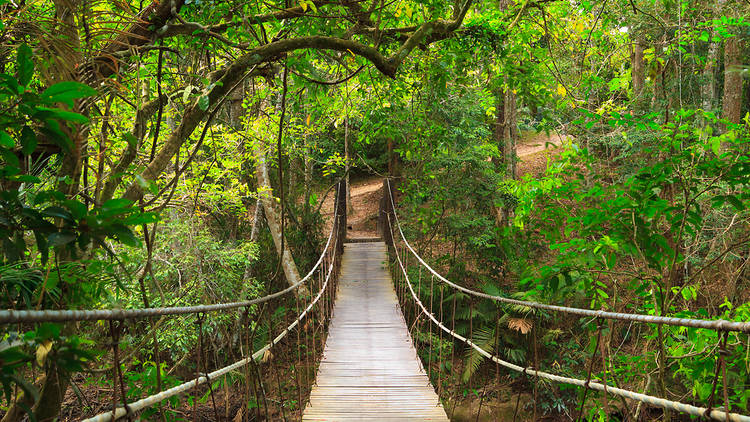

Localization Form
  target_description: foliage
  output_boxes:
[0,0,748,418]
[0,43,155,410]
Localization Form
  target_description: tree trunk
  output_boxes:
[250,201,264,242]
[288,155,299,205]
[229,81,244,127]
[701,39,720,111]
[304,136,313,209]
[492,87,505,169]
[387,137,399,176]
[0,389,34,422]
[701,0,726,113]
[344,116,353,214]
[241,200,264,285]
[504,95,517,179]
[632,38,645,100]
[255,145,308,295]
[15,2,84,420]
[51,0,85,199]
[651,34,666,111]
[722,35,744,125]
[502,76,518,179]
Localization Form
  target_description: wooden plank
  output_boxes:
[303,242,449,421]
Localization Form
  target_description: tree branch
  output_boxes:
[100,93,169,203]
[82,0,185,84]
[121,4,473,201]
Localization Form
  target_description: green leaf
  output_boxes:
[0,131,13,148]
[135,174,158,194]
[8,374,39,404]
[123,213,159,225]
[36,323,61,339]
[0,148,20,169]
[42,206,74,222]
[7,175,40,183]
[109,224,138,246]
[20,127,36,155]
[40,82,97,107]
[34,231,49,264]
[0,73,20,96]
[198,95,209,111]
[709,137,721,155]
[123,132,137,148]
[41,119,72,151]
[48,232,76,247]
[725,195,745,211]
[36,107,89,124]
[711,195,726,208]
[102,198,133,211]
[182,86,193,103]
[596,288,609,299]
[16,44,33,86]
[64,200,87,220]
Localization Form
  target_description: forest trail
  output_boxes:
[303,242,449,421]
[515,130,567,177]
[322,130,567,239]
[345,180,385,238]
[322,176,383,239]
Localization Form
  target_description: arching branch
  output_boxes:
[121,5,473,201]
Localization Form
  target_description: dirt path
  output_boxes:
[516,129,567,177]
[321,176,383,239]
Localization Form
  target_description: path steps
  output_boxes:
[303,241,449,421]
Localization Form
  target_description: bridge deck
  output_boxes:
[303,241,448,421]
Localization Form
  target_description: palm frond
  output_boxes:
[479,282,503,297]
[461,325,496,382]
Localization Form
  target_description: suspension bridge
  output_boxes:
[1,180,749,421]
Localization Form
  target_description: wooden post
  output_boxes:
[380,179,395,249]
[336,179,347,251]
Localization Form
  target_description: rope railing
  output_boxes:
[1,180,348,421]
[385,178,750,334]
[81,225,341,422]
[386,219,750,422]
[0,204,337,324]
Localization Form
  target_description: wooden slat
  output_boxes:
[303,242,449,421]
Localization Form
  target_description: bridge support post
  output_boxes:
[379,178,395,249]
[336,179,347,250]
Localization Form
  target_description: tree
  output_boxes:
[722,34,745,125]
[0,0,474,418]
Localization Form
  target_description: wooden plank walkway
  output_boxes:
[303,241,449,421]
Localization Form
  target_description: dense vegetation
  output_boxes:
[0,0,747,420]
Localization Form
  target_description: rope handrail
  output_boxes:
[385,178,750,334]
[81,220,340,422]
[388,215,750,422]
[0,202,338,325]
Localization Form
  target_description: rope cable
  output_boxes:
[0,197,338,325]
[387,213,750,422]
[82,211,340,422]
[385,179,750,334]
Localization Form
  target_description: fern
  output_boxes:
[479,282,503,297]
[0,263,44,308]
[461,325,496,382]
